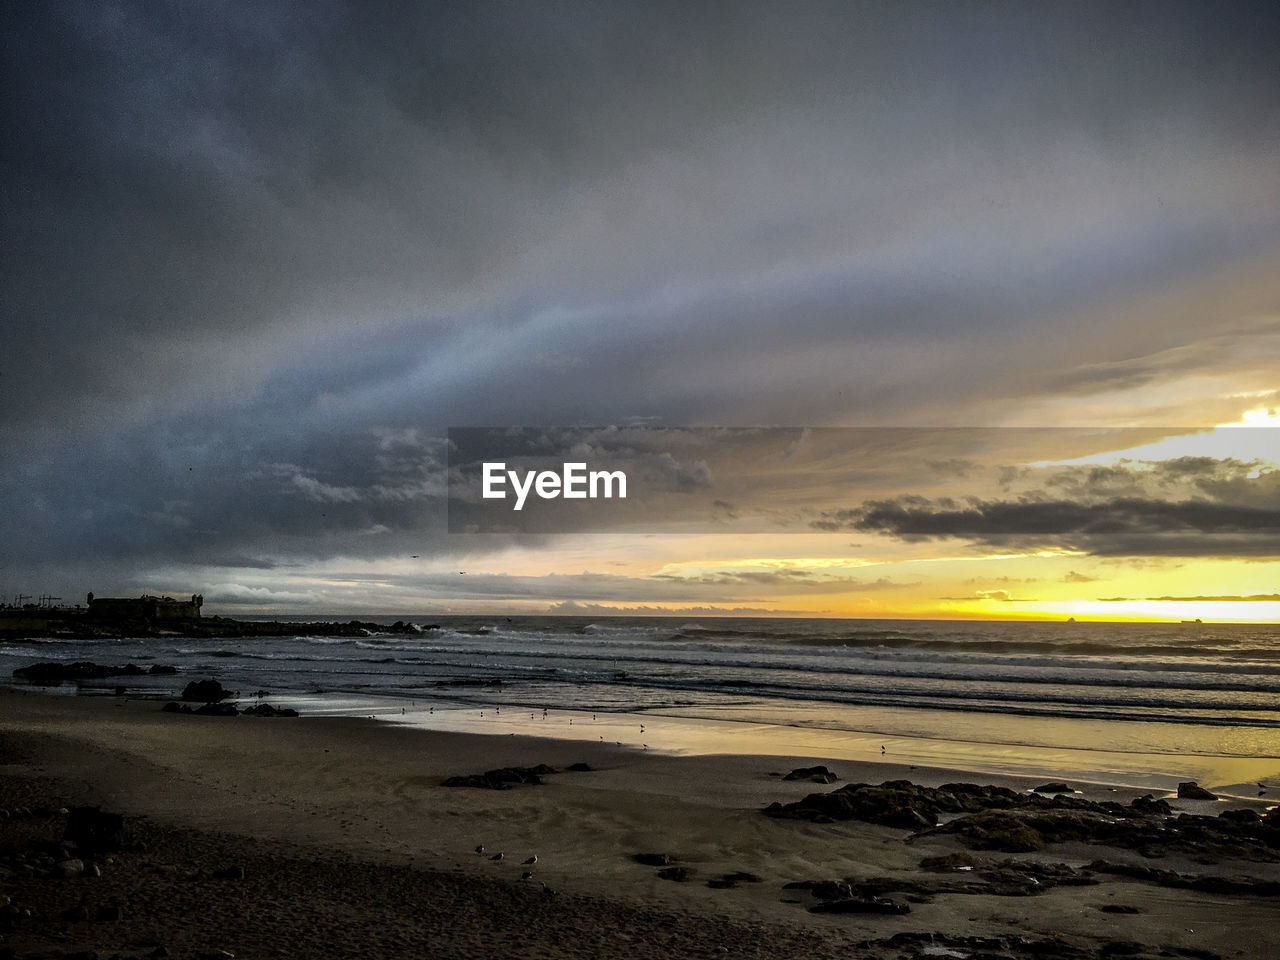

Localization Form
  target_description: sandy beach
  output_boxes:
[2,688,1278,960]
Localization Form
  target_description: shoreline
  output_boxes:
[3,689,1279,958]
[14,678,1279,800]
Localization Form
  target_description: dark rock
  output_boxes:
[1177,781,1217,800]
[705,870,763,888]
[1130,793,1173,815]
[566,762,593,772]
[240,703,299,718]
[60,904,90,921]
[766,777,1276,861]
[809,896,909,915]
[56,858,85,878]
[64,807,125,853]
[1219,808,1261,824]
[765,780,946,828]
[161,701,191,714]
[632,853,673,866]
[1087,858,1280,896]
[149,664,177,675]
[193,701,238,716]
[782,879,851,900]
[441,765,558,789]
[919,852,979,872]
[212,865,246,880]
[936,810,1045,852]
[764,779,1068,830]
[795,858,1095,903]
[95,905,124,922]
[783,765,839,783]
[657,866,693,882]
[1033,781,1072,794]
[182,679,230,703]
[863,933,1092,960]
[1100,904,1141,914]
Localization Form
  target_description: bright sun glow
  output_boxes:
[1033,405,1280,468]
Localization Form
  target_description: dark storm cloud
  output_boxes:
[833,497,1280,537]
[6,0,1279,430]
[814,485,1280,558]
[4,1,1280,597]
[811,450,1280,556]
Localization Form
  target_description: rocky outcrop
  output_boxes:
[240,703,299,717]
[1087,859,1280,896]
[1177,780,1217,800]
[1033,781,1072,794]
[441,765,559,789]
[64,806,126,853]
[764,778,1278,859]
[181,679,230,702]
[809,896,909,915]
[787,857,1097,904]
[764,779,1085,829]
[632,853,675,866]
[933,804,1280,860]
[783,765,839,783]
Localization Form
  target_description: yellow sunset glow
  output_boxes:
[1037,406,1280,468]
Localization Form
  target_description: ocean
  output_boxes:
[5,616,1280,794]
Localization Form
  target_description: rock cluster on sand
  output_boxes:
[239,703,299,717]
[64,807,126,854]
[765,779,1079,829]
[782,765,840,783]
[181,679,231,702]
[1177,780,1218,800]
[765,779,1280,860]
[936,804,1280,858]
[441,765,559,789]
[161,701,299,718]
[1033,781,1072,794]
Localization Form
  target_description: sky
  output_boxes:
[2,1,1278,621]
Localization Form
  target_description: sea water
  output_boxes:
[5,616,1280,791]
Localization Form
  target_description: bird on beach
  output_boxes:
[521,871,534,880]
[522,855,537,865]
[489,852,503,861]
[475,845,485,855]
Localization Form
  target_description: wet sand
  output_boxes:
[2,689,1277,959]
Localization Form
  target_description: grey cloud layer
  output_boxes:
[4,1,1280,597]
[814,458,1280,556]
